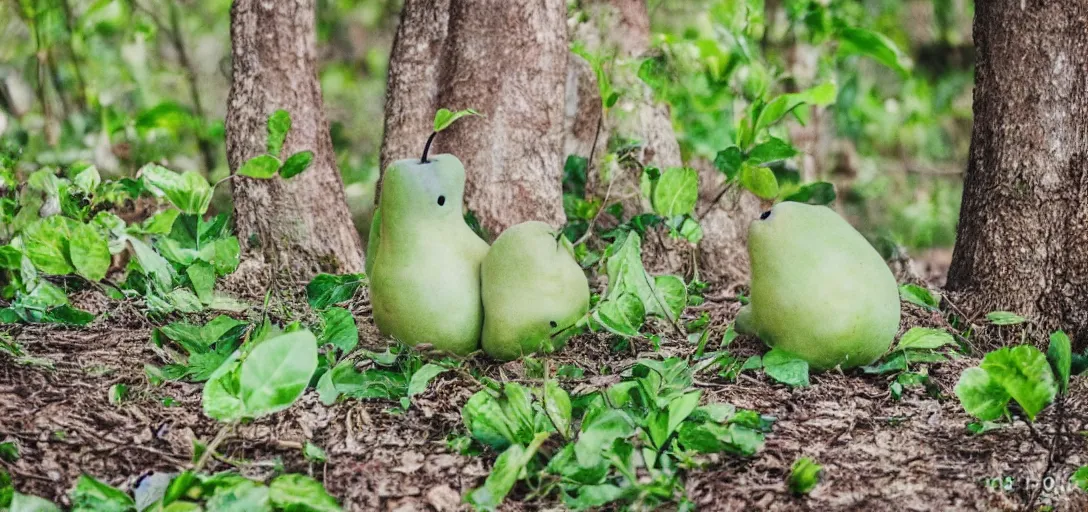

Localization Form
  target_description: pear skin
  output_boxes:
[744,201,900,370]
[365,206,381,278]
[481,221,590,360]
[369,154,490,355]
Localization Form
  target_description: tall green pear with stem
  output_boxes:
[481,221,590,360]
[736,201,901,370]
[369,109,488,355]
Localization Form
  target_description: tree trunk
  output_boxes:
[433,0,568,236]
[378,0,449,175]
[946,1,1088,350]
[380,0,568,237]
[225,0,364,278]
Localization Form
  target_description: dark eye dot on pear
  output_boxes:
[437,195,446,206]
[759,210,771,220]
[549,321,558,328]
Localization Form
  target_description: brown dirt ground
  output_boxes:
[1,285,1087,512]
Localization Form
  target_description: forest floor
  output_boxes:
[2,277,1087,512]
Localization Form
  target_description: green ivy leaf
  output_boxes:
[763,349,810,387]
[0,246,22,269]
[280,151,314,179]
[464,432,548,511]
[186,261,216,304]
[788,457,822,495]
[894,327,954,351]
[66,222,109,281]
[139,165,213,215]
[755,82,837,133]
[592,292,645,338]
[69,474,135,512]
[204,480,269,511]
[407,363,448,398]
[126,237,175,291]
[980,346,1057,421]
[1073,466,1088,491]
[650,167,698,218]
[986,311,1027,325]
[899,284,940,310]
[306,273,366,310]
[138,209,181,236]
[72,166,101,195]
[268,474,341,512]
[211,237,241,276]
[747,137,799,165]
[713,146,744,180]
[955,367,1009,422]
[653,275,688,320]
[782,182,836,205]
[1047,331,1072,396]
[22,217,75,275]
[267,109,292,157]
[738,163,779,200]
[573,409,634,468]
[543,381,572,439]
[10,493,61,512]
[837,27,912,76]
[237,154,283,179]
[319,307,358,354]
[239,329,319,419]
[433,108,481,133]
[462,390,518,451]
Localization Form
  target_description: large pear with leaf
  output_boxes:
[481,221,590,360]
[369,110,489,355]
[736,201,900,370]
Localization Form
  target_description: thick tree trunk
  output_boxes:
[434,0,568,235]
[379,0,568,237]
[225,0,364,278]
[946,1,1088,350]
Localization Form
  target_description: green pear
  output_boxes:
[365,206,381,277]
[369,154,490,355]
[481,221,590,360]
[737,201,900,371]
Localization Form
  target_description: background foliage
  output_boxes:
[0,0,973,254]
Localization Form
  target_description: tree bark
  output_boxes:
[379,0,568,237]
[433,0,568,236]
[378,0,449,175]
[226,0,365,278]
[946,1,1088,350]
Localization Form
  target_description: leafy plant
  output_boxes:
[237,110,316,180]
[955,344,1058,423]
[863,327,956,375]
[787,457,822,495]
[591,231,687,337]
[315,343,452,410]
[306,272,366,310]
[1,470,343,512]
[1073,466,1088,492]
[150,315,249,382]
[986,311,1027,326]
[459,358,772,510]
[899,284,940,310]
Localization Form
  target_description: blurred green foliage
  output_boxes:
[0,0,971,251]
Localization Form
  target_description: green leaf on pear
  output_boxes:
[433,108,481,133]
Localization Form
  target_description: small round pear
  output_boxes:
[736,201,900,371]
[481,221,590,360]
[369,154,490,355]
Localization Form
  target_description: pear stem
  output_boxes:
[421,131,438,163]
